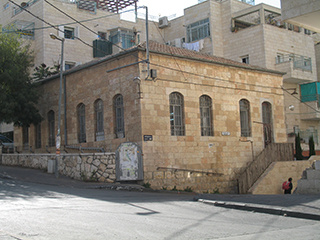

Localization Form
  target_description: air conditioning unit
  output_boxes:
[159,16,169,28]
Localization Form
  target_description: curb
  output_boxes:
[196,199,320,221]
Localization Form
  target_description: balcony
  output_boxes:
[275,54,314,84]
[2,20,35,40]
[300,82,320,120]
[13,0,39,16]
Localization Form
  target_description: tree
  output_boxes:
[295,133,303,160]
[0,33,42,127]
[309,135,316,157]
[33,63,59,81]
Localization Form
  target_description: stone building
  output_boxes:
[13,41,288,193]
[1,0,319,148]
[161,0,320,150]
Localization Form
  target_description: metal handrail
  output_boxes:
[157,167,223,176]
[64,145,105,153]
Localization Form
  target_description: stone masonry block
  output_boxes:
[315,160,320,170]
[306,169,320,180]
[153,171,164,179]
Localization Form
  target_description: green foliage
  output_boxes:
[142,182,151,188]
[184,186,193,192]
[162,186,167,190]
[213,187,220,194]
[309,135,316,157]
[295,133,303,160]
[171,186,178,191]
[32,63,59,81]
[81,170,98,182]
[0,33,42,127]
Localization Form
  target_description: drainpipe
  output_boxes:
[144,6,150,80]
[63,75,67,146]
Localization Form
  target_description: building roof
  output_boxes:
[139,41,284,75]
[38,40,284,83]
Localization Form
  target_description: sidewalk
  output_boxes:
[1,165,320,221]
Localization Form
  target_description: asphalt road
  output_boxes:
[1,177,320,240]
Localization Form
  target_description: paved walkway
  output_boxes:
[1,165,320,221]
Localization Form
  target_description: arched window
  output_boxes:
[169,92,185,136]
[35,123,41,149]
[262,101,273,146]
[22,127,29,150]
[77,103,86,143]
[200,95,213,136]
[94,99,104,141]
[48,110,55,147]
[114,94,125,138]
[239,99,251,137]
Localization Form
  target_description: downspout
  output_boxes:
[144,6,150,80]
[64,75,67,146]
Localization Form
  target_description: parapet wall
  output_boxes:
[0,153,116,183]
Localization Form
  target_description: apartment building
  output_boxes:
[162,0,319,149]
[0,0,163,69]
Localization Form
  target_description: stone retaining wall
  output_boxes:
[0,152,116,183]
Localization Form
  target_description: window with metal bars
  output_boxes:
[114,94,125,138]
[186,18,210,42]
[95,99,104,141]
[169,92,185,136]
[77,103,86,143]
[48,110,55,147]
[200,95,213,136]
[262,101,273,145]
[35,123,41,149]
[239,99,251,137]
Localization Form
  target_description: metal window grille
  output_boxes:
[78,104,86,143]
[240,99,251,137]
[187,18,210,42]
[48,111,55,147]
[200,95,213,136]
[64,27,75,39]
[109,30,135,49]
[262,101,273,145]
[114,95,125,138]
[95,99,104,141]
[35,123,41,148]
[169,93,185,136]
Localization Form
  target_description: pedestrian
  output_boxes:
[282,177,293,194]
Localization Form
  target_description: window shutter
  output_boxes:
[58,25,64,38]
[75,26,80,38]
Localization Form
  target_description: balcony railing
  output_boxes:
[276,54,312,72]
[13,0,40,16]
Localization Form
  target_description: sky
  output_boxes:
[137,0,281,19]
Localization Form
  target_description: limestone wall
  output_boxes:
[1,153,116,183]
[249,159,315,194]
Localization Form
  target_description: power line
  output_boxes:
[152,21,188,82]
[7,0,285,94]
[281,86,320,113]
[8,0,95,51]
[1,7,137,33]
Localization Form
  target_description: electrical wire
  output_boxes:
[41,0,283,92]
[152,21,188,82]
[0,7,139,34]
[8,0,96,51]
[281,86,320,113]
[7,0,285,94]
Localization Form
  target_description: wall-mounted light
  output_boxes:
[283,87,298,95]
[289,105,295,111]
